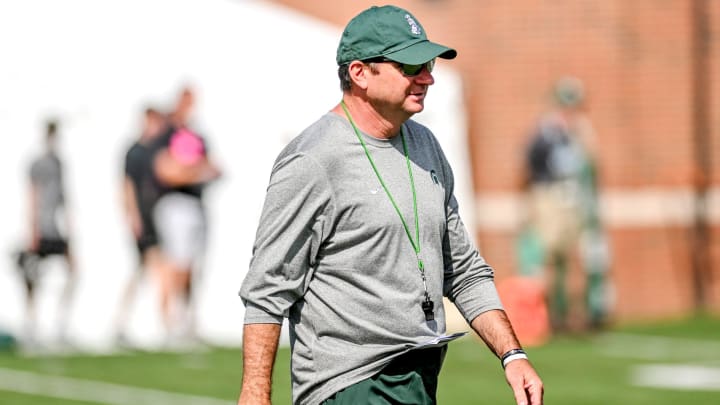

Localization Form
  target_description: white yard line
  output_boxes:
[0,367,232,405]
[632,364,720,391]
[597,332,720,361]
[595,333,720,391]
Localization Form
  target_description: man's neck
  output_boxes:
[332,96,407,140]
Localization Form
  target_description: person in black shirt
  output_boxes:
[114,106,167,345]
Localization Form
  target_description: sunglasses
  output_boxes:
[366,58,436,77]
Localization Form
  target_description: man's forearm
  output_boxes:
[471,309,545,404]
[154,151,220,187]
[29,185,40,248]
[238,323,282,405]
[470,309,522,358]
[122,178,142,236]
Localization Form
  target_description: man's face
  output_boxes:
[145,111,165,137]
[174,90,195,125]
[364,60,435,120]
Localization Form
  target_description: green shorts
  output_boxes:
[322,346,447,405]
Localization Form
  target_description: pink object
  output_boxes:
[169,128,204,165]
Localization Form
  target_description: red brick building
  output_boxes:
[271,0,720,322]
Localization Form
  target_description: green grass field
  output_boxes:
[0,316,718,404]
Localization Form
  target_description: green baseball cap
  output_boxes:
[336,5,457,66]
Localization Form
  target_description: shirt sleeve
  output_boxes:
[239,152,334,324]
[29,159,41,184]
[442,194,504,323]
[124,147,136,178]
[437,145,504,323]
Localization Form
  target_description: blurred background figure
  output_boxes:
[13,119,77,349]
[114,106,167,347]
[151,86,222,346]
[523,77,611,333]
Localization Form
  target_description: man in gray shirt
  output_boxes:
[15,119,77,347]
[238,5,543,405]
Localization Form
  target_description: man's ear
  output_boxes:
[348,60,369,90]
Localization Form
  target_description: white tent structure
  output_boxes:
[0,0,472,350]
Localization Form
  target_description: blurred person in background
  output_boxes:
[239,5,543,405]
[114,106,167,347]
[14,119,77,348]
[523,77,611,332]
[151,86,221,346]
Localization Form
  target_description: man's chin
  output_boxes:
[405,101,426,115]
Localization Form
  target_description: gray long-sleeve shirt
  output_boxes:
[30,152,66,239]
[240,113,502,404]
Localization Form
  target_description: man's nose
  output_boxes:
[416,68,435,85]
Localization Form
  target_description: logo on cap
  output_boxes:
[404,14,421,35]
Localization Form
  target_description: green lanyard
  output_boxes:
[341,101,435,321]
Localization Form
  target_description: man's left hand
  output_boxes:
[505,359,544,405]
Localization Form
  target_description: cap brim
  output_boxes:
[384,40,457,65]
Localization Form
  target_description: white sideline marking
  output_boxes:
[632,364,720,391]
[0,367,232,405]
[597,333,720,392]
[597,333,720,361]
